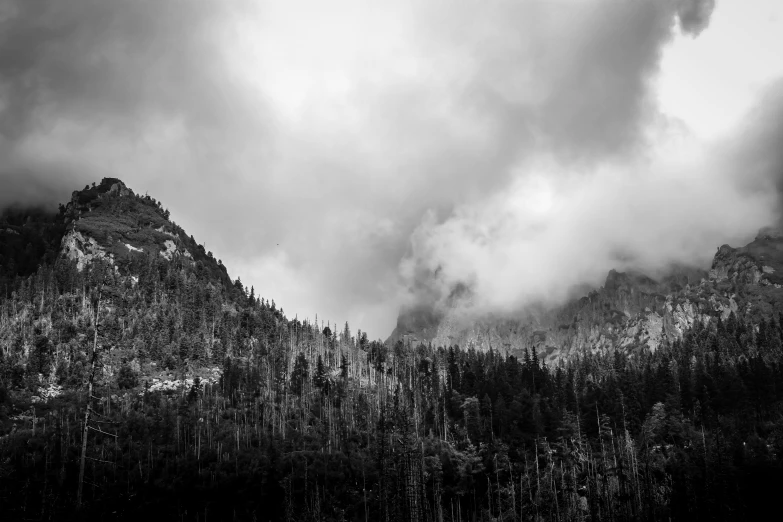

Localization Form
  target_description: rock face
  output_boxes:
[388,230,783,364]
[709,231,783,288]
[61,229,115,271]
[159,239,192,260]
[50,177,232,290]
[58,178,197,270]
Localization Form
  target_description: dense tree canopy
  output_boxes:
[0,186,782,520]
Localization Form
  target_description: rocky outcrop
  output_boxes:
[62,230,192,269]
[160,239,192,260]
[709,245,763,284]
[155,226,177,238]
[410,301,682,364]
[58,178,202,272]
[61,229,115,271]
[106,181,132,197]
[709,229,783,288]
[387,232,783,364]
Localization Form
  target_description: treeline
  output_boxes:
[1,255,783,520]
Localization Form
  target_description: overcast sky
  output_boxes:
[1,0,783,339]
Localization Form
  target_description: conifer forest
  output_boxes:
[1,182,783,521]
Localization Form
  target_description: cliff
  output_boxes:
[57,178,231,288]
[388,230,783,364]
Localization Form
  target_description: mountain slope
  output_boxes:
[0,178,292,392]
[59,178,233,287]
[1,179,783,520]
[388,229,783,363]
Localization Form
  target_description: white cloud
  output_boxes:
[1,0,780,339]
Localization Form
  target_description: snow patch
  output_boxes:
[125,243,144,253]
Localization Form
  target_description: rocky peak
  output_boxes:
[66,178,133,218]
[54,178,232,288]
[387,228,783,363]
[709,228,783,287]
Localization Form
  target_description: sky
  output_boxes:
[1,0,783,339]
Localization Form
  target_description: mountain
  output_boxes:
[1,177,235,292]
[58,178,232,285]
[0,177,288,391]
[388,229,783,363]
[2,178,783,521]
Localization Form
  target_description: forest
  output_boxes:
[1,186,782,520]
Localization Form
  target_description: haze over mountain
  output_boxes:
[1,0,783,341]
[3,174,783,520]
[5,3,783,519]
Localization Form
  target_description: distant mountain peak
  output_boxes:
[387,230,783,362]
[51,177,233,290]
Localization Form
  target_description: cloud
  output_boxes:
[677,0,717,36]
[727,79,783,199]
[0,0,247,137]
[399,130,779,316]
[0,0,775,340]
[0,0,265,205]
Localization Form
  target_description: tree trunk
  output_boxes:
[77,297,100,511]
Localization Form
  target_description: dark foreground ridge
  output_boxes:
[1,179,782,520]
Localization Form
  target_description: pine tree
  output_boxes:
[291,352,309,396]
[314,354,329,395]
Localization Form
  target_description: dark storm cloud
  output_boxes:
[442,1,672,162]
[678,0,717,36]
[0,163,83,208]
[412,0,718,167]
[0,0,768,339]
[0,0,244,137]
[397,1,782,320]
[0,0,269,208]
[724,79,783,206]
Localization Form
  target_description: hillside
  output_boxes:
[0,179,782,520]
[387,230,783,364]
[0,178,290,386]
[59,178,234,288]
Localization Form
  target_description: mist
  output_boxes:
[1,0,781,338]
[399,123,781,316]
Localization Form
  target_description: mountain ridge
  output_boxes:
[0,176,287,391]
[57,178,233,288]
[387,229,783,363]
[2,178,783,520]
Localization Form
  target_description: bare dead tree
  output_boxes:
[76,283,118,512]
[76,292,101,511]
